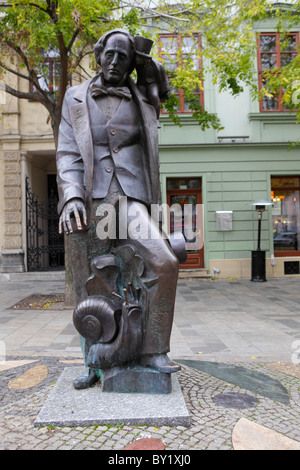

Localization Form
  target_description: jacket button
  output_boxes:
[105,167,112,173]
[113,147,119,153]
[110,129,117,135]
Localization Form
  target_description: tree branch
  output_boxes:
[0,60,31,81]
[67,28,80,53]
[71,60,94,80]
[119,0,191,22]
[5,82,46,104]
[4,1,53,16]
[27,2,49,14]
[3,40,50,99]
[5,82,58,119]
[5,40,31,70]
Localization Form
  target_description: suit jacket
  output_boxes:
[56,73,162,225]
[87,84,150,203]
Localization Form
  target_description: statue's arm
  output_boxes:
[56,89,86,234]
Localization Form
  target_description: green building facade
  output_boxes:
[158,20,300,279]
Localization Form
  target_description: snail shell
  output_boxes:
[73,296,121,344]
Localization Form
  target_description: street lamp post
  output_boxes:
[250,200,273,282]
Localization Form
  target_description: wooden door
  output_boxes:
[167,177,204,268]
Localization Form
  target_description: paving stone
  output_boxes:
[0,360,39,372]
[232,417,300,450]
[123,437,166,450]
[267,362,300,380]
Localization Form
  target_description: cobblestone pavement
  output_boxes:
[0,276,300,451]
[1,356,299,451]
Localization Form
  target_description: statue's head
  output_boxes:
[94,29,135,86]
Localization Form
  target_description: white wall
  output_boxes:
[214,87,252,139]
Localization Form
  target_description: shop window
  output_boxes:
[258,33,299,112]
[271,176,300,256]
[167,178,201,190]
[158,34,203,113]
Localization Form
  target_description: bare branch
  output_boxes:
[0,60,31,81]
[5,82,45,103]
[5,40,31,71]
[2,41,51,100]
[119,0,191,21]
[72,58,95,80]
[67,28,80,53]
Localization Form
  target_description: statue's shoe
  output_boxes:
[139,354,181,373]
[73,368,98,390]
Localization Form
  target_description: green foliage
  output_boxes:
[122,7,141,36]
[0,0,128,140]
[0,0,120,72]
[1,0,300,135]
[148,0,273,128]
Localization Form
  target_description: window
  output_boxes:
[258,33,299,112]
[158,34,203,113]
[30,49,60,98]
[271,176,300,256]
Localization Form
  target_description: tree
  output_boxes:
[0,0,133,146]
[0,0,278,144]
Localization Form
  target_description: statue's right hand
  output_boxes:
[59,198,87,235]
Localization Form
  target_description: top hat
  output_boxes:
[134,36,154,58]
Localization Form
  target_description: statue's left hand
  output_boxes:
[59,198,87,235]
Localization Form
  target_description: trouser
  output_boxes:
[67,178,179,358]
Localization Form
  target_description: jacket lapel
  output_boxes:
[69,77,94,164]
[129,79,161,204]
[69,77,96,214]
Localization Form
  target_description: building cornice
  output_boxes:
[0,133,54,143]
[159,141,299,150]
[248,112,298,123]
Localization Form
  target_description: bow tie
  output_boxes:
[90,83,132,100]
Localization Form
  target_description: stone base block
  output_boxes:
[34,366,190,428]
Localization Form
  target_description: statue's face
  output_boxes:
[100,33,134,86]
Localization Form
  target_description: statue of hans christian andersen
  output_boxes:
[56,29,186,393]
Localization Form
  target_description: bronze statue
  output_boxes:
[56,29,185,393]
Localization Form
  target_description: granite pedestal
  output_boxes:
[34,367,190,428]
